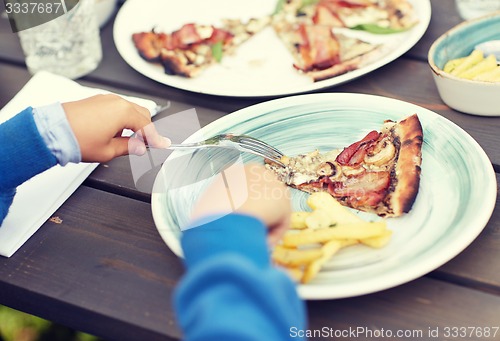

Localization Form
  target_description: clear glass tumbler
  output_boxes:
[17,0,103,79]
[455,0,500,20]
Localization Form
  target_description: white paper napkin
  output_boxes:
[0,71,158,257]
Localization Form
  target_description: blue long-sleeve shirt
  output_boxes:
[175,214,306,341]
[1,106,307,340]
[0,107,57,224]
[0,104,80,225]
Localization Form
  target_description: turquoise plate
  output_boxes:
[151,93,496,299]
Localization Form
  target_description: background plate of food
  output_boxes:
[151,93,496,299]
[114,0,431,97]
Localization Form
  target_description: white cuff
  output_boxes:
[32,103,82,166]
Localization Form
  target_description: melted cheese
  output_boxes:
[268,149,341,186]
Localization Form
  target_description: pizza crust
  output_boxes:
[387,114,423,216]
[306,44,384,81]
[306,57,360,82]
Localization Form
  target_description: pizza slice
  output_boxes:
[132,17,270,77]
[272,19,380,81]
[282,0,418,32]
[266,114,423,217]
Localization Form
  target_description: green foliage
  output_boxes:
[0,306,100,341]
[75,332,100,341]
[0,305,50,341]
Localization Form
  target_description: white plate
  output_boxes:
[114,0,431,97]
[151,93,497,299]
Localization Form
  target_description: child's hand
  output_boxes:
[63,94,170,162]
[191,163,291,245]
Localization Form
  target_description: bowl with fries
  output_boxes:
[428,12,500,116]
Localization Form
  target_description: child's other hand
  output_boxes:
[63,94,170,162]
[191,163,291,245]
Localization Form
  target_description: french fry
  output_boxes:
[272,245,324,267]
[305,208,334,229]
[283,267,304,282]
[283,222,387,247]
[302,240,343,283]
[341,239,360,248]
[290,211,310,229]
[306,192,365,224]
[443,56,466,73]
[473,66,500,82]
[301,239,359,283]
[360,229,393,248]
[458,54,497,79]
[450,49,483,76]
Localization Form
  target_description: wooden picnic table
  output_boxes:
[0,0,499,340]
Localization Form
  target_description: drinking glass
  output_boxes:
[17,0,102,79]
[455,0,500,20]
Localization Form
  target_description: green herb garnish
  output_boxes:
[300,0,319,9]
[211,41,223,63]
[273,0,286,15]
[351,24,409,34]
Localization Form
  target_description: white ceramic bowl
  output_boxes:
[428,12,500,116]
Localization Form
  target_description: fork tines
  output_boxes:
[238,136,284,164]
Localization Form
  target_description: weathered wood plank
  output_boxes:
[0,187,184,341]
[307,279,500,341]
[406,0,463,61]
[1,187,499,341]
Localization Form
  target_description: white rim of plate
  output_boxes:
[114,0,431,97]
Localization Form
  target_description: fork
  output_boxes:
[171,133,286,167]
[144,133,286,167]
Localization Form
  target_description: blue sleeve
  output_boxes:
[0,107,58,225]
[174,214,307,341]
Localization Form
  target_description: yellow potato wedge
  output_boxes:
[283,222,387,247]
[302,261,322,284]
[272,245,324,267]
[340,239,360,248]
[306,192,365,224]
[305,208,335,229]
[473,65,500,82]
[443,56,466,73]
[302,239,344,283]
[301,239,358,283]
[458,54,497,79]
[450,49,483,76]
[360,229,393,248]
[283,266,304,282]
[290,211,311,229]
